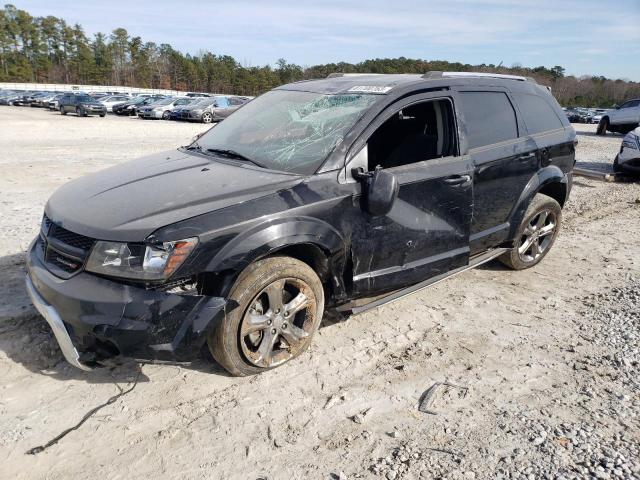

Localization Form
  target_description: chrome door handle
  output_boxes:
[443,174,471,185]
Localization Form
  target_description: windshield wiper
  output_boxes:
[205,148,266,168]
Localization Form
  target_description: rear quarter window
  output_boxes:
[512,93,564,135]
[459,91,518,149]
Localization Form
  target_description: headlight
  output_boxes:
[85,238,198,281]
[622,134,640,150]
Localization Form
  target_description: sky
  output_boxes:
[13,0,640,81]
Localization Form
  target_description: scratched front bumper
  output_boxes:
[25,239,227,368]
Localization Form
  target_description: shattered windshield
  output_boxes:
[195,90,378,174]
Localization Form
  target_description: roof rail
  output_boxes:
[326,73,387,78]
[423,71,537,83]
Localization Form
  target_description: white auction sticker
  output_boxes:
[347,85,392,94]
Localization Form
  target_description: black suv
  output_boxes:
[59,94,106,117]
[26,72,575,375]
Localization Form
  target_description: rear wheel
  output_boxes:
[162,110,171,120]
[208,256,324,376]
[613,155,622,173]
[596,117,609,135]
[499,194,562,270]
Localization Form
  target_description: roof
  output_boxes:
[277,72,541,96]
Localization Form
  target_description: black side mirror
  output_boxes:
[614,104,620,109]
[352,166,399,216]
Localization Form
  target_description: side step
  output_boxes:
[344,248,510,315]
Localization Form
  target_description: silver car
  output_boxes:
[598,99,640,135]
[614,127,640,176]
[137,97,195,119]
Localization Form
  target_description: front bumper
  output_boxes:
[25,240,228,370]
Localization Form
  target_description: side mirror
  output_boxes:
[352,166,399,216]
[614,104,620,109]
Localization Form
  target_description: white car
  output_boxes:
[99,95,132,112]
[614,127,640,176]
[597,99,640,135]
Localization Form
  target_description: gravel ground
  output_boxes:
[0,111,638,480]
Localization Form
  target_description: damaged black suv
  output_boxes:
[26,72,575,375]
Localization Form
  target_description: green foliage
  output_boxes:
[1,4,638,106]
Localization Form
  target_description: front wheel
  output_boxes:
[162,110,171,120]
[499,194,562,270]
[208,256,325,376]
[202,112,213,124]
[60,106,66,115]
[596,117,609,135]
[75,107,84,117]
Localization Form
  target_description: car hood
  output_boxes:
[45,150,303,242]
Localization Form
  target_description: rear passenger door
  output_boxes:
[511,91,575,181]
[457,90,538,253]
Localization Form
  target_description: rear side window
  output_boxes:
[513,93,564,134]
[459,92,518,149]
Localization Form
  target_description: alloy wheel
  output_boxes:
[240,277,317,368]
[517,209,557,263]
[202,112,213,123]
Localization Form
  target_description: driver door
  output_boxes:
[348,94,473,295]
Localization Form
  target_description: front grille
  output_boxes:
[41,215,95,277]
[49,222,95,250]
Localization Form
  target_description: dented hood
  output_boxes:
[45,149,303,242]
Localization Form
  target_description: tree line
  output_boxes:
[1,4,638,107]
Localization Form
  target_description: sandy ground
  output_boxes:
[0,108,638,480]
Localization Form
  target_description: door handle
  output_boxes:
[443,174,471,185]
[518,152,536,161]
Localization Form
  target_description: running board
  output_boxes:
[345,248,509,315]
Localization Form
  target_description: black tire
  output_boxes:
[499,194,562,270]
[596,117,609,135]
[162,110,171,120]
[60,106,66,115]
[75,106,84,117]
[208,256,325,376]
[613,155,622,173]
[99,113,105,117]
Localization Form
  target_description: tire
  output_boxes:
[99,113,105,117]
[208,256,325,376]
[75,107,84,117]
[202,112,213,124]
[162,110,171,120]
[60,106,66,115]
[596,117,609,135]
[499,194,562,270]
[613,155,622,173]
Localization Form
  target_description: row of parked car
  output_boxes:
[562,107,609,124]
[0,89,253,123]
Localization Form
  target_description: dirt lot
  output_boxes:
[0,108,638,480]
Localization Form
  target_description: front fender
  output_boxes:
[205,216,345,274]
[507,165,568,239]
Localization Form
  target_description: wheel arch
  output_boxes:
[507,166,568,240]
[200,217,348,299]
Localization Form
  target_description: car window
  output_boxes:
[215,97,230,108]
[367,98,457,170]
[229,97,244,106]
[459,92,518,149]
[512,93,564,135]
[623,100,640,108]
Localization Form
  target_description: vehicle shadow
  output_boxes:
[0,251,231,382]
[575,161,614,173]
[575,131,622,138]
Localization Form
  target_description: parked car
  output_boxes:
[48,94,66,110]
[597,99,640,135]
[564,108,584,123]
[26,72,574,375]
[590,108,609,125]
[10,91,40,106]
[614,127,640,176]
[99,95,132,112]
[137,97,195,119]
[59,93,107,117]
[31,92,63,108]
[112,96,165,116]
[172,95,249,123]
